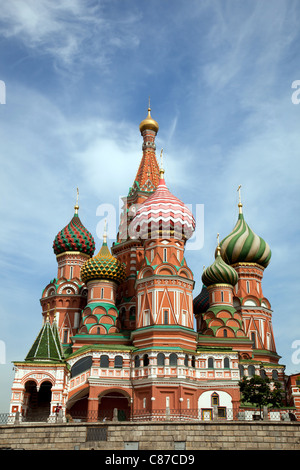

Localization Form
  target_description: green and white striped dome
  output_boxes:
[220,207,271,269]
[202,246,238,287]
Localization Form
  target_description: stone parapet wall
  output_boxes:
[0,421,300,451]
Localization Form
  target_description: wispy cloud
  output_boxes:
[0,0,141,69]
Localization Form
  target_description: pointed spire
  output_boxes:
[103,218,107,245]
[237,185,243,214]
[216,233,221,256]
[159,148,165,179]
[74,187,79,215]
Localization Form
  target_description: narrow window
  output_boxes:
[101,287,104,299]
[211,393,219,406]
[100,355,109,368]
[164,310,169,325]
[163,248,167,262]
[221,291,224,302]
[134,355,140,368]
[70,266,73,279]
[272,369,278,381]
[169,353,178,366]
[143,354,149,367]
[224,357,230,368]
[63,330,68,343]
[251,332,256,348]
[114,355,123,368]
[157,353,165,366]
[151,249,154,262]
[208,357,214,369]
[246,281,250,294]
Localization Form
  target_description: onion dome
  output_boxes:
[53,192,95,257]
[202,242,238,287]
[219,189,271,268]
[139,105,159,134]
[193,284,209,315]
[129,165,195,241]
[81,229,126,284]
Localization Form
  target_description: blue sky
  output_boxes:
[0,0,299,411]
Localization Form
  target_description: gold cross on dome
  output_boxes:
[74,187,79,214]
[237,185,242,204]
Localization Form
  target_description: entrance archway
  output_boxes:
[98,390,131,421]
[24,380,52,421]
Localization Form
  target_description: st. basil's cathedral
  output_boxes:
[9,106,300,422]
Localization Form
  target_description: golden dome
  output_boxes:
[139,106,159,134]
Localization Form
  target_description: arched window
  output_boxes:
[134,355,140,368]
[129,306,136,320]
[157,353,165,366]
[184,354,189,367]
[224,357,230,369]
[71,356,93,378]
[208,357,214,369]
[143,354,149,367]
[223,329,227,338]
[114,355,123,368]
[248,365,255,377]
[260,368,267,379]
[191,356,196,368]
[272,369,278,381]
[169,353,178,366]
[239,365,244,377]
[100,355,109,368]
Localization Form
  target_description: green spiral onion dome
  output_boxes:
[202,246,238,287]
[53,212,95,257]
[219,208,271,269]
[81,239,126,284]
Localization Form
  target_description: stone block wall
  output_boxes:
[0,421,300,451]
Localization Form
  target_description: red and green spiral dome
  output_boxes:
[53,213,95,257]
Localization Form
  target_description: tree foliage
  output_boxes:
[239,374,283,410]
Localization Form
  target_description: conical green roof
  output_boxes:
[25,316,64,362]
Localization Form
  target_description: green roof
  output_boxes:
[25,318,64,363]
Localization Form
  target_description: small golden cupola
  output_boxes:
[139,100,159,134]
